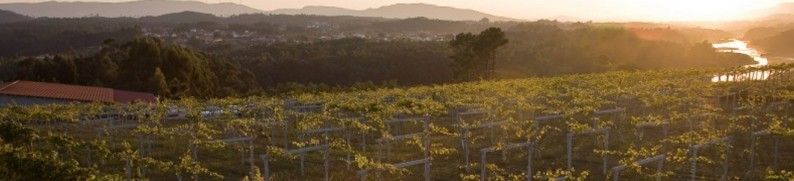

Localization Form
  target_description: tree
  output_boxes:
[476,27,509,78]
[118,38,163,91]
[1,37,258,98]
[53,56,78,84]
[449,27,508,81]
[151,67,169,97]
[450,33,479,81]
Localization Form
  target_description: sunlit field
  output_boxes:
[3,64,792,180]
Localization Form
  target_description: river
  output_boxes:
[712,39,768,67]
[711,39,773,82]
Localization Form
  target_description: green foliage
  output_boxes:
[0,19,139,57]
[2,37,258,98]
[497,23,754,77]
[0,64,789,179]
[0,121,107,180]
[0,18,756,96]
[450,27,509,81]
[533,169,589,181]
[765,169,794,180]
[231,38,453,88]
[152,67,169,97]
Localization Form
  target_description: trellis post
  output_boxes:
[689,136,730,181]
[479,142,533,181]
[566,128,610,176]
[611,154,665,181]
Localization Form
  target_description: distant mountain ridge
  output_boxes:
[748,3,794,19]
[0,9,31,23]
[0,0,521,22]
[269,6,359,17]
[770,3,794,15]
[140,11,223,24]
[0,0,262,17]
[268,3,520,21]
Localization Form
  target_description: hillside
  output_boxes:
[139,11,223,24]
[769,3,794,15]
[715,3,794,34]
[754,29,794,57]
[736,4,794,41]
[0,0,262,17]
[0,9,30,23]
[269,6,360,17]
[745,3,794,19]
[269,3,519,21]
[1,64,792,179]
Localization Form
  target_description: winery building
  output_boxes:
[0,80,157,106]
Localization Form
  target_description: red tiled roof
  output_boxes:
[0,80,157,104]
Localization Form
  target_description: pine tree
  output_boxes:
[449,27,508,81]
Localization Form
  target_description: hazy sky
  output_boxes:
[1,0,792,21]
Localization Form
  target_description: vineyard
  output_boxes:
[1,64,793,180]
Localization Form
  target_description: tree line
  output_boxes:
[0,21,755,98]
[496,21,753,77]
[0,38,257,98]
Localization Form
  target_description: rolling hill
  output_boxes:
[0,9,30,23]
[747,3,794,19]
[268,3,519,21]
[769,3,794,15]
[0,0,262,18]
[0,1,519,22]
[139,11,223,24]
[714,3,794,36]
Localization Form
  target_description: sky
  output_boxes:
[1,0,792,21]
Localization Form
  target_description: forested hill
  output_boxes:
[0,28,753,98]
[0,14,755,98]
[752,29,794,57]
[0,9,30,24]
[739,3,794,58]
[0,13,737,58]
[0,38,257,98]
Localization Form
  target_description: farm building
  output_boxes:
[0,80,157,106]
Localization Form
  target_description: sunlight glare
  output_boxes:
[629,0,781,21]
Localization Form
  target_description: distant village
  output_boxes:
[141,24,452,47]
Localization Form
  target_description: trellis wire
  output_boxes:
[528,113,565,174]
[282,100,324,149]
[259,144,330,181]
[635,122,669,142]
[566,128,610,176]
[454,108,502,168]
[296,125,343,177]
[479,141,534,181]
[218,135,255,169]
[749,130,779,172]
[688,136,731,181]
[357,158,431,181]
[93,116,151,180]
[610,154,665,181]
[359,116,431,181]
